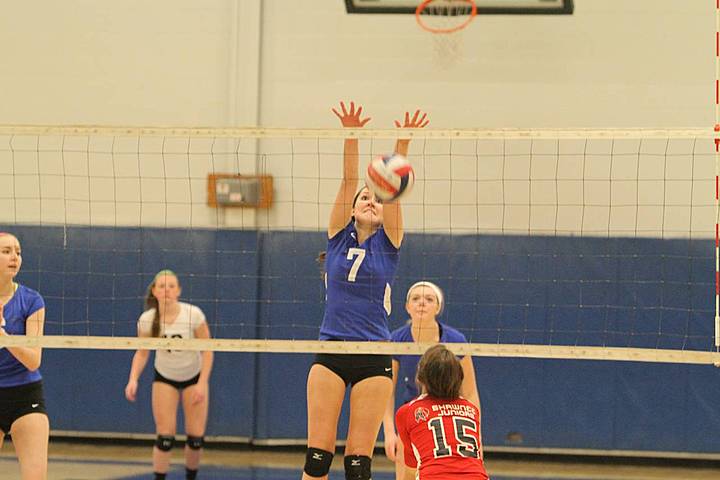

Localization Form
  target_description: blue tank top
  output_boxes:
[0,284,45,387]
[391,322,468,404]
[320,221,399,341]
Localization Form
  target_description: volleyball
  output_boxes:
[365,153,415,202]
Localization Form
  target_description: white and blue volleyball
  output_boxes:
[365,153,415,202]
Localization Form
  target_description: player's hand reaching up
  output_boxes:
[332,101,371,128]
[395,109,429,128]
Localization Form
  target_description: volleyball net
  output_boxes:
[0,125,718,365]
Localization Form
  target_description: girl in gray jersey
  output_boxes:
[124,270,213,480]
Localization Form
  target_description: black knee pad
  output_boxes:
[155,435,175,452]
[186,435,204,450]
[304,447,334,477]
[344,455,371,480]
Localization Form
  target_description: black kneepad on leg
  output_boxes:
[155,435,175,452]
[304,447,334,477]
[186,435,204,450]
[344,455,371,480]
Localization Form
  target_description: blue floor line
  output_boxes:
[111,465,596,480]
[2,456,610,480]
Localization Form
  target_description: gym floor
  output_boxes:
[1,440,719,479]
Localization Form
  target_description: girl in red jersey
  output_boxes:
[395,345,489,480]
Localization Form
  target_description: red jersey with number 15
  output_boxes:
[396,394,488,480]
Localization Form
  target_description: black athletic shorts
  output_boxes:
[153,369,200,390]
[313,353,392,386]
[0,380,47,434]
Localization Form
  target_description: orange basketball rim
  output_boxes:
[415,0,478,34]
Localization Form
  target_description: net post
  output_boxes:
[715,0,720,352]
[715,129,720,351]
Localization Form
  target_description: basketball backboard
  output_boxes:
[344,0,573,15]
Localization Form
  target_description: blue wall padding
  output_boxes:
[3,225,718,453]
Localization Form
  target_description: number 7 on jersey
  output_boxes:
[346,248,366,282]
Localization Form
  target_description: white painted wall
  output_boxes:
[258,0,711,129]
[1,1,710,127]
[0,1,714,236]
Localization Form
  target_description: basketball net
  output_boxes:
[416,0,477,67]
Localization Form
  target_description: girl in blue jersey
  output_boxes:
[382,281,481,480]
[302,101,428,480]
[0,232,48,480]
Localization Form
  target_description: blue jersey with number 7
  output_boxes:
[320,221,399,341]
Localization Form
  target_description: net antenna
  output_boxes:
[415,0,477,66]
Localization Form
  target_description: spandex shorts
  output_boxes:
[0,380,47,434]
[153,369,200,390]
[313,353,392,386]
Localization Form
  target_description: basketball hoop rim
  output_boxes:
[415,0,477,34]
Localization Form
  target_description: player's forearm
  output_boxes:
[466,390,481,411]
[199,351,214,382]
[382,410,395,436]
[381,202,404,247]
[128,351,149,381]
[402,465,416,480]
[1,310,45,370]
[383,384,398,428]
[5,345,42,371]
[394,139,410,157]
[343,139,360,181]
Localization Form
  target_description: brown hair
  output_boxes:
[416,344,464,400]
[352,186,367,209]
[144,270,179,338]
[316,251,327,277]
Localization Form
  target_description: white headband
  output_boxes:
[406,281,444,316]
